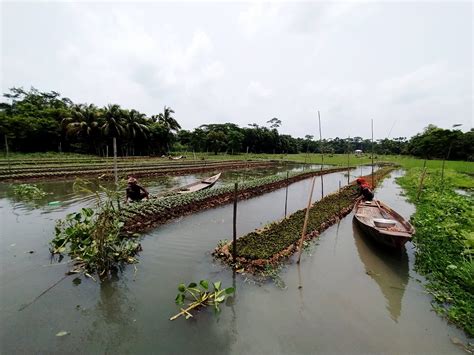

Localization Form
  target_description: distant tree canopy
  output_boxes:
[0,87,472,160]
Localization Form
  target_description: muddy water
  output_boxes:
[0,168,468,353]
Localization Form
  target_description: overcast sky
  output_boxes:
[1,1,472,139]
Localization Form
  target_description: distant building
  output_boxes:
[354,149,363,155]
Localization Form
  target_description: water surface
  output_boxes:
[0,168,468,353]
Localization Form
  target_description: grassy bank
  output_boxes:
[397,169,473,337]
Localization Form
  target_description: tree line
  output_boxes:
[0,87,472,160]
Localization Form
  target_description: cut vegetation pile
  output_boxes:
[120,166,352,233]
[213,167,394,272]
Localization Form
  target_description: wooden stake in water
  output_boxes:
[284,171,289,218]
[318,111,324,199]
[193,150,196,161]
[297,177,316,264]
[233,182,238,264]
[113,137,118,186]
[5,135,11,173]
[347,136,350,184]
[371,119,374,188]
[338,181,342,217]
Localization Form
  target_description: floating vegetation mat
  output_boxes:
[213,167,395,273]
[0,160,276,181]
[120,167,352,234]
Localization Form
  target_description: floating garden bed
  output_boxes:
[0,160,276,182]
[213,167,395,273]
[120,166,352,234]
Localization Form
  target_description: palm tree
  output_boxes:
[101,104,126,156]
[123,109,149,155]
[102,104,125,138]
[157,106,181,132]
[62,104,100,153]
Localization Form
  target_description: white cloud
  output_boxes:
[2,1,472,137]
[247,81,272,99]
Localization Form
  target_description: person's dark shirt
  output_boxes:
[126,184,144,201]
[359,186,374,201]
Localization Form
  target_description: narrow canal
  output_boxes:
[0,167,468,353]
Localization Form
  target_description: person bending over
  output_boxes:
[126,177,149,203]
[354,177,374,201]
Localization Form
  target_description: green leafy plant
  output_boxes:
[12,183,47,199]
[50,179,141,278]
[170,280,235,321]
[398,168,474,336]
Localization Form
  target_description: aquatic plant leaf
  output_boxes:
[199,280,209,290]
[224,287,235,294]
[178,283,186,292]
[213,281,221,291]
[175,293,185,305]
[187,282,197,288]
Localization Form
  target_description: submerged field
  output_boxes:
[0,153,472,352]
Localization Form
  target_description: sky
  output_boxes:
[1,1,472,140]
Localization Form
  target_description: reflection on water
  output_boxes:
[352,214,409,322]
[84,275,138,353]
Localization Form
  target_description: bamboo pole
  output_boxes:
[416,159,427,201]
[113,137,118,186]
[297,177,316,264]
[5,135,11,173]
[284,171,289,218]
[441,142,453,186]
[338,181,341,217]
[347,136,350,184]
[233,182,238,264]
[371,119,374,188]
[318,111,324,199]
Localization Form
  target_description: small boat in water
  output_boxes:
[353,199,414,249]
[175,173,221,194]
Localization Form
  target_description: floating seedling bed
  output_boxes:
[0,160,276,182]
[119,166,352,234]
[213,167,395,273]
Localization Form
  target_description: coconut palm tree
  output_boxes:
[62,104,100,153]
[157,106,181,132]
[123,109,149,155]
[101,104,126,156]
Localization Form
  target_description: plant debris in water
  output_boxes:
[398,168,474,337]
[170,280,235,321]
[50,181,141,278]
[12,183,47,199]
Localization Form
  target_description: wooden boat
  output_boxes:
[353,199,414,249]
[175,173,221,194]
[169,155,184,160]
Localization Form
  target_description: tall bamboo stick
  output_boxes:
[318,111,324,199]
[297,177,316,264]
[233,182,238,264]
[371,119,374,188]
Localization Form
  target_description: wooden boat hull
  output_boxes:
[176,173,221,194]
[353,199,414,249]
